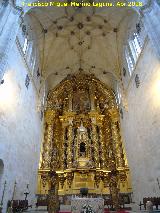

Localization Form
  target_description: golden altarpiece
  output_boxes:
[37,72,132,211]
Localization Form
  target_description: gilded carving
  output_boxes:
[37,72,131,210]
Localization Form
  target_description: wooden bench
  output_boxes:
[139,197,160,210]
[7,200,32,212]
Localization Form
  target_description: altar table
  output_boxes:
[71,197,104,213]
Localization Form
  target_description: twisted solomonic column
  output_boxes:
[60,125,66,170]
[91,118,100,168]
[40,110,55,170]
[48,172,59,213]
[67,120,73,169]
[109,108,125,168]
[99,126,106,169]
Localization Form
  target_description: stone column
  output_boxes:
[109,108,125,168]
[141,1,160,59]
[0,2,23,81]
[67,121,73,169]
[41,110,55,169]
[91,118,99,168]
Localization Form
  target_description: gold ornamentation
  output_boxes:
[91,122,99,168]
[37,72,131,200]
[67,123,73,169]
[109,170,120,210]
[102,172,109,188]
[94,172,102,188]
[66,172,74,188]
[41,172,49,188]
[58,174,66,188]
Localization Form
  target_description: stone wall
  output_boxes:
[121,38,160,207]
[0,42,42,212]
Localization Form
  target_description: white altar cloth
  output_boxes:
[71,198,104,213]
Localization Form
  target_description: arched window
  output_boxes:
[22,37,28,54]
[124,21,147,75]
[20,24,29,55]
[116,84,122,105]
[125,45,134,74]
[17,23,38,76]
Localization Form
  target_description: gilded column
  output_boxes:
[60,125,66,170]
[109,108,125,168]
[48,172,59,213]
[89,85,95,111]
[41,110,55,170]
[67,120,73,169]
[99,126,106,169]
[103,113,112,169]
[68,90,73,111]
[109,170,120,210]
[91,118,99,168]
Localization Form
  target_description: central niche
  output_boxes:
[80,142,86,156]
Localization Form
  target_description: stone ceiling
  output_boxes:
[23,2,139,91]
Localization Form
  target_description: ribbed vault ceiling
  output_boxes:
[24,3,139,91]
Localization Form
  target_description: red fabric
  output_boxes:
[104,210,129,213]
[58,210,129,213]
[58,212,71,213]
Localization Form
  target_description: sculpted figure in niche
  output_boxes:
[80,142,86,157]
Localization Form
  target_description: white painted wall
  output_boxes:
[0,42,42,212]
[121,39,160,209]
